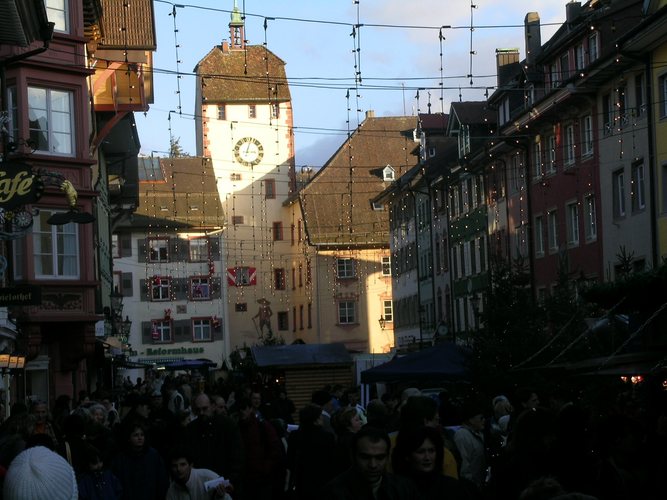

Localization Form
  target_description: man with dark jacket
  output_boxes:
[182,393,244,492]
[322,426,418,500]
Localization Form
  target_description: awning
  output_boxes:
[160,358,217,371]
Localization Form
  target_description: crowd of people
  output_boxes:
[0,370,665,500]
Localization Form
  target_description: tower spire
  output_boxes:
[230,0,245,49]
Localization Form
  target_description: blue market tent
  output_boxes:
[360,341,470,384]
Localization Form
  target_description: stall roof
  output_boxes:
[360,341,470,384]
[252,343,353,368]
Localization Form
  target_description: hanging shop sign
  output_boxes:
[0,161,43,210]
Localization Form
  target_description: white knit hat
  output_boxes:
[3,446,78,500]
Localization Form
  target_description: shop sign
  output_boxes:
[0,285,41,306]
[0,161,43,210]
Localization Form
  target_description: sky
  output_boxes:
[137,0,567,168]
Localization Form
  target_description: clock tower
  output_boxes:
[194,2,312,350]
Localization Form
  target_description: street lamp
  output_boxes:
[378,315,386,331]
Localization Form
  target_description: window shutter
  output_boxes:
[139,279,148,301]
[141,321,152,343]
[209,237,221,260]
[137,239,147,262]
[173,278,187,300]
[168,238,178,262]
[120,234,132,257]
[210,277,221,299]
[122,272,133,297]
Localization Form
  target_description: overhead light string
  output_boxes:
[168,4,184,114]
[468,0,478,86]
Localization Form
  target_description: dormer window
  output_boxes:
[383,165,395,182]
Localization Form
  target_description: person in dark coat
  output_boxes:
[287,403,337,500]
[182,393,244,490]
[77,443,123,500]
[392,426,471,500]
[236,397,286,499]
[111,420,169,500]
[321,426,419,500]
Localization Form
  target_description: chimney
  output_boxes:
[524,12,541,67]
[365,110,375,119]
[566,1,582,25]
[496,48,520,87]
[222,40,229,53]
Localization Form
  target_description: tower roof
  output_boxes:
[195,44,291,102]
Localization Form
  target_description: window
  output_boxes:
[151,276,172,301]
[660,74,667,119]
[533,140,543,178]
[28,87,73,155]
[499,97,510,126]
[588,32,599,62]
[111,233,120,258]
[299,305,304,330]
[274,268,286,290]
[7,86,17,143]
[631,163,646,212]
[277,311,289,331]
[564,124,575,165]
[337,258,355,279]
[575,43,585,71]
[383,166,395,181]
[46,0,68,32]
[234,266,254,286]
[383,300,393,322]
[338,301,356,324]
[372,202,384,211]
[617,86,627,126]
[34,210,79,278]
[458,124,471,157]
[584,195,597,241]
[189,238,209,261]
[192,318,212,341]
[582,115,593,156]
[613,169,626,218]
[292,307,297,332]
[148,238,169,262]
[510,154,521,193]
[381,256,391,276]
[298,263,303,287]
[550,62,560,88]
[217,105,226,120]
[291,267,296,290]
[308,303,312,328]
[548,210,558,252]
[603,94,613,134]
[567,202,580,246]
[560,52,570,81]
[151,320,172,343]
[190,277,210,300]
[534,215,544,256]
[547,135,557,174]
[271,103,280,118]
[265,179,276,199]
[272,222,283,241]
[235,303,247,312]
[248,104,256,118]
[230,173,242,182]
[635,74,645,117]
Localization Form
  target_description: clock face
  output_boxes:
[234,137,264,166]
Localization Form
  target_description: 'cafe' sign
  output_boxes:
[0,161,43,210]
